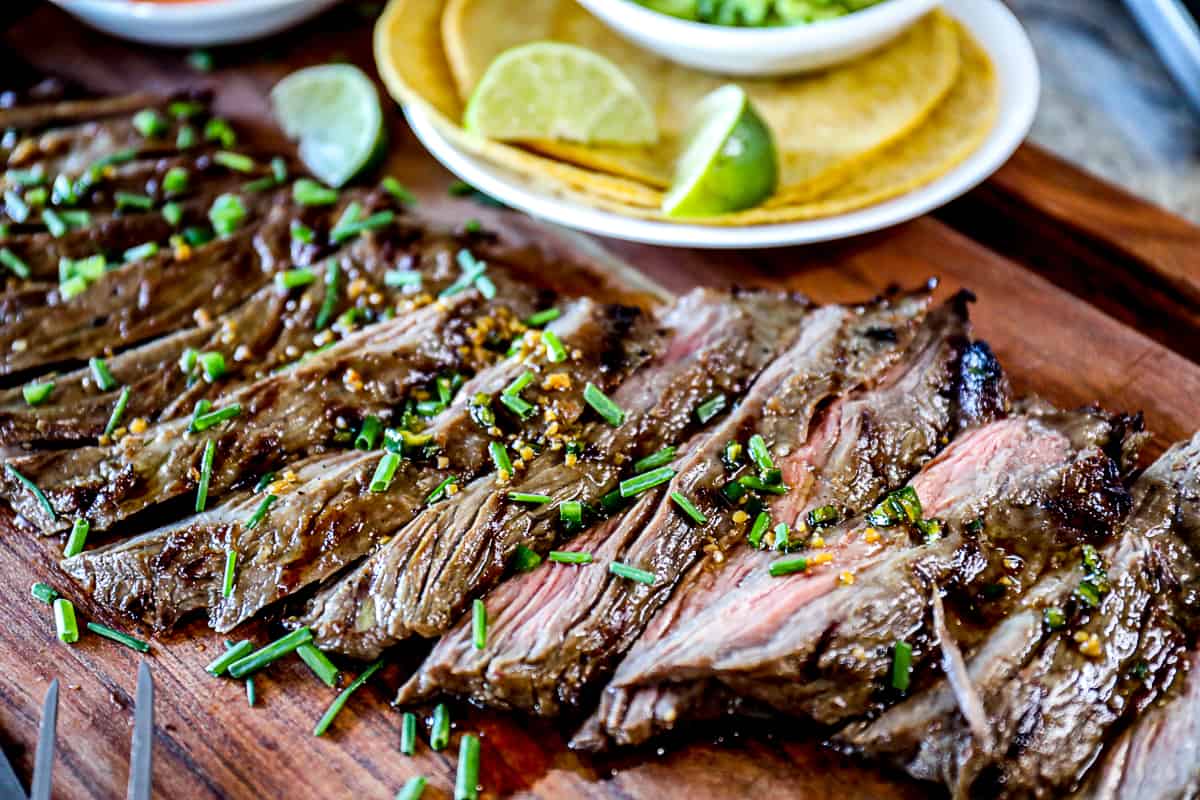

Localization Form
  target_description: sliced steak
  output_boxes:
[841,432,1200,799]
[0,92,160,136]
[62,299,657,629]
[393,291,940,713]
[301,288,818,660]
[576,299,1008,748]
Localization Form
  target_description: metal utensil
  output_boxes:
[29,679,58,800]
[1125,0,1200,114]
[127,661,154,800]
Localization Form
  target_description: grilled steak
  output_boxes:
[0,92,160,137]
[62,299,657,629]
[394,290,939,714]
[575,298,1007,748]
[301,288,814,660]
[841,432,1200,799]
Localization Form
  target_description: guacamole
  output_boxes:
[636,0,890,26]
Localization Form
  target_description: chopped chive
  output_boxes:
[774,522,790,551]
[89,357,118,391]
[370,452,401,493]
[619,466,676,498]
[542,329,567,364]
[426,476,458,505]
[227,627,314,679]
[292,178,338,206]
[429,703,451,750]
[384,269,422,288]
[737,475,788,495]
[6,167,43,187]
[132,108,167,137]
[123,241,160,263]
[275,267,316,290]
[187,49,214,71]
[381,176,416,205]
[93,148,138,170]
[455,734,481,800]
[5,464,56,521]
[162,201,183,226]
[104,386,131,436]
[892,640,913,692]
[769,555,808,577]
[198,351,226,382]
[748,434,774,473]
[290,220,315,244]
[473,274,496,299]
[254,472,276,493]
[204,117,236,147]
[168,99,205,118]
[297,643,340,688]
[189,399,212,429]
[246,677,256,707]
[42,208,67,237]
[86,622,149,653]
[1043,607,1066,630]
[526,307,560,327]
[609,561,656,586]
[213,150,255,173]
[669,492,708,526]
[315,261,341,330]
[22,380,54,406]
[400,711,418,755]
[397,777,427,800]
[270,157,288,183]
[53,598,79,644]
[195,439,216,512]
[51,173,76,205]
[548,550,593,565]
[355,415,383,451]
[472,598,487,650]
[503,371,533,397]
[190,403,241,432]
[63,518,89,558]
[694,393,727,424]
[748,511,770,548]
[206,639,253,676]
[331,210,394,243]
[633,446,675,474]
[115,191,154,211]
[162,165,189,194]
[583,382,624,427]
[0,248,30,279]
[499,392,534,419]
[31,582,58,605]
[507,492,552,505]
[182,225,213,246]
[439,249,488,298]
[176,124,197,149]
[489,441,513,476]
[245,494,276,531]
[59,210,90,229]
[559,500,583,525]
[4,190,29,222]
[415,399,444,417]
[208,193,246,236]
[24,187,47,208]
[512,544,542,572]
[463,218,482,234]
[242,175,278,194]
[59,276,87,300]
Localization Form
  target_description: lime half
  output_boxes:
[663,85,777,218]
[270,64,385,188]
[464,42,657,146]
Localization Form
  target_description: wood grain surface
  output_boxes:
[3,4,1200,798]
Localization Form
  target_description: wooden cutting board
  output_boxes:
[4,4,1200,798]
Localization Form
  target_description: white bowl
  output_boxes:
[48,0,343,48]
[575,0,943,75]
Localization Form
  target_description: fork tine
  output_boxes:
[29,678,58,800]
[126,662,153,800]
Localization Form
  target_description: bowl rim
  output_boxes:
[55,0,325,21]
[576,0,943,50]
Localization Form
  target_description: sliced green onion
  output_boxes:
[162,165,189,194]
[5,464,56,521]
[385,269,422,288]
[805,505,840,529]
[427,476,457,505]
[315,261,340,330]
[31,582,58,605]
[769,555,808,577]
[669,492,708,526]
[245,494,276,531]
[694,393,727,424]
[355,415,383,451]
[633,447,675,474]
[748,434,774,473]
[474,274,496,299]
[270,157,288,183]
[53,598,79,644]
[5,190,29,222]
[42,208,67,237]
[199,351,227,382]
[162,201,183,226]
[915,518,943,542]
[503,370,533,397]
[104,386,131,436]
[254,472,276,493]
[132,108,167,137]
[548,550,593,565]
[204,117,236,147]
[168,99,205,118]
[22,381,54,406]
[400,711,418,755]
[430,703,451,750]
[397,777,427,800]
[748,512,770,549]
[292,178,338,206]
[206,639,253,676]
[774,522,790,551]
[455,734,481,800]
[89,357,118,391]
[508,492,552,505]
[115,191,154,211]
[619,466,676,498]
[1043,607,1066,630]
[472,598,487,650]
[499,392,533,419]
[213,151,255,173]
[297,643,340,688]
[737,475,788,495]
[176,125,197,149]
[275,267,316,291]
[559,500,583,526]
[24,187,47,208]
[189,399,212,429]
[512,544,542,572]
[381,176,415,205]
[439,249,488,298]
[190,403,241,432]
[93,147,138,170]
[331,210,394,243]
[370,452,401,493]
[123,242,160,263]
[463,218,482,234]
[208,193,246,236]
[246,677,256,707]
[182,225,213,246]
[64,518,89,559]
[86,622,149,653]
[526,307,560,327]
[6,167,43,187]
[609,561,655,586]
[0,248,30,279]
[542,329,567,364]
[195,439,216,512]
[584,382,624,427]
[51,173,77,205]
[892,640,913,692]
[489,441,513,476]
[228,627,314,679]
[290,220,315,244]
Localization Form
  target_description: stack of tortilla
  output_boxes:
[375,0,998,225]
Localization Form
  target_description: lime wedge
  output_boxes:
[464,42,657,146]
[663,85,778,218]
[270,64,385,188]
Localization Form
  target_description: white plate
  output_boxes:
[403,0,1039,249]
[48,0,342,48]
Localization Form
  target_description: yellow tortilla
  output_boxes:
[536,23,997,225]
[441,0,961,205]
